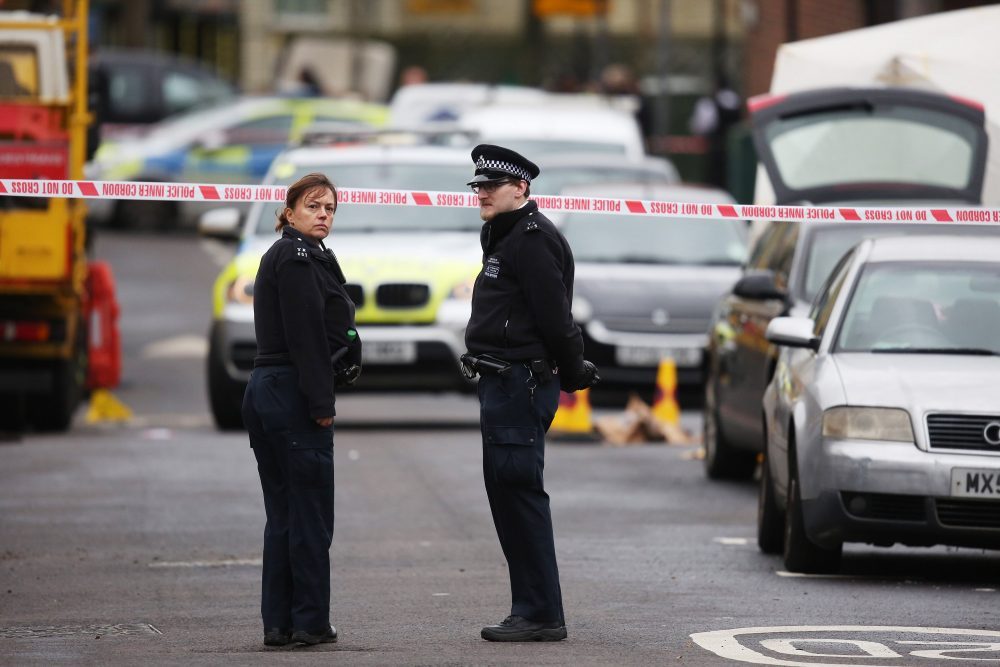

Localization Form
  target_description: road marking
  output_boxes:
[0,623,161,639]
[775,571,855,579]
[691,626,1000,666]
[141,335,208,360]
[149,558,262,568]
[715,537,751,546]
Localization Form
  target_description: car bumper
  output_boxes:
[213,308,472,391]
[580,322,706,388]
[801,439,1000,550]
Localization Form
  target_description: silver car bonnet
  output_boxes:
[833,352,1000,415]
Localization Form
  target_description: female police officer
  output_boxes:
[462,145,598,642]
[242,172,361,647]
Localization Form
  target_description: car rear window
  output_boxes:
[764,105,979,191]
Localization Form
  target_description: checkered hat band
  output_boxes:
[477,157,532,181]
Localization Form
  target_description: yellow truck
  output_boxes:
[0,0,116,431]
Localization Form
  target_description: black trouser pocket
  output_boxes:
[287,429,333,490]
[485,425,540,487]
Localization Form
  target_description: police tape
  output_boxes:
[3,178,1000,224]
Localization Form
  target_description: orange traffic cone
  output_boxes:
[650,357,680,426]
[549,389,593,438]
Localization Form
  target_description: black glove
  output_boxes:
[335,363,362,387]
[559,360,600,392]
[334,331,362,387]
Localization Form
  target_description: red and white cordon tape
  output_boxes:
[3,178,1000,224]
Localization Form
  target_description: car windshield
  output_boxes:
[836,261,1000,354]
[561,216,747,265]
[765,105,978,191]
[252,163,477,235]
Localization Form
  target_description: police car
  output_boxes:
[86,96,389,231]
[202,141,481,428]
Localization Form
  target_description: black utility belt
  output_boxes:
[460,354,555,381]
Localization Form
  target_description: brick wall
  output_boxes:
[742,0,867,97]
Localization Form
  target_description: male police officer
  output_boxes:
[462,144,599,642]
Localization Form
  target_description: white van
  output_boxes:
[458,102,646,160]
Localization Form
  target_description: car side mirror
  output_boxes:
[199,207,242,240]
[733,270,787,301]
[766,316,819,350]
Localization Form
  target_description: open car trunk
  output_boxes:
[749,87,988,206]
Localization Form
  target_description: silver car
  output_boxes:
[554,183,747,392]
[759,235,1000,573]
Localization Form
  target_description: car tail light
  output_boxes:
[747,93,788,114]
[948,94,985,112]
[3,320,52,343]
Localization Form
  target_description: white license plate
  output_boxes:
[614,345,701,368]
[361,341,417,364]
[950,467,1000,498]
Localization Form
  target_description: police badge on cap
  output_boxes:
[466,144,541,186]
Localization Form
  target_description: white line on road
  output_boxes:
[141,335,208,360]
[149,558,262,568]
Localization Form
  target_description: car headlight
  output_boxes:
[226,275,255,305]
[821,407,913,442]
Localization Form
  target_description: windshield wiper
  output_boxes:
[870,347,1000,356]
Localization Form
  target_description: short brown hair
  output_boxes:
[275,172,338,232]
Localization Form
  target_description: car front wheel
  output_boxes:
[757,451,784,554]
[207,330,246,431]
[783,470,842,574]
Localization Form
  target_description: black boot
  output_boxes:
[481,616,567,642]
[291,625,338,645]
[263,628,291,646]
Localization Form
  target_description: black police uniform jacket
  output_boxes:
[465,200,585,375]
[253,226,359,419]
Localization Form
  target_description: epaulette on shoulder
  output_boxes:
[524,214,540,233]
[292,244,311,261]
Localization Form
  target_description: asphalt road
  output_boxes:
[1,231,998,667]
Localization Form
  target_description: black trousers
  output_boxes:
[242,365,334,634]
[478,362,563,623]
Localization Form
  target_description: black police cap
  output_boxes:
[466,144,540,186]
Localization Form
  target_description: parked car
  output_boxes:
[86,96,389,230]
[554,183,747,393]
[457,103,646,160]
[89,49,236,139]
[759,235,1000,573]
[388,82,548,127]
[703,87,993,480]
